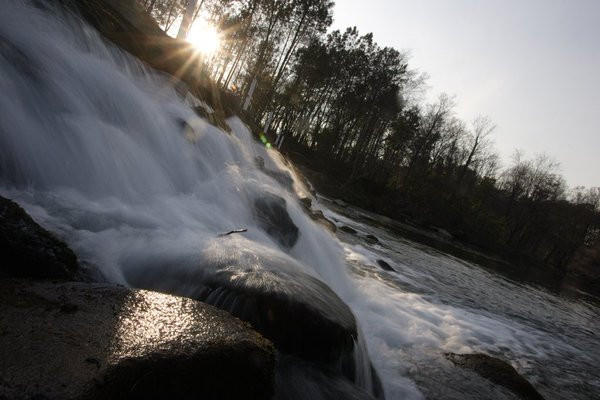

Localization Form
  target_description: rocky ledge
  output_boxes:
[0,195,78,280]
[445,353,545,400]
[0,280,275,400]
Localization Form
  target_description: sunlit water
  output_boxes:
[1,2,598,399]
[324,200,600,399]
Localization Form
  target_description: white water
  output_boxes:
[327,201,600,399]
[2,2,599,399]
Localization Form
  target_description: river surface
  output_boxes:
[321,197,600,399]
[1,1,599,399]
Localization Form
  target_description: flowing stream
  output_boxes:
[1,1,598,399]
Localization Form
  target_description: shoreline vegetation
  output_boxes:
[118,0,598,297]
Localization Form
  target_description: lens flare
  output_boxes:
[187,20,220,56]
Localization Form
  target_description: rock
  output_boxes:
[333,199,347,208]
[274,355,378,400]
[0,195,78,280]
[254,193,299,249]
[445,353,545,400]
[340,225,357,235]
[299,197,312,210]
[376,260,394,272]
[0,280,275,400]
[309,210,337,233]
[127,259,358,369]
[365,235,379,244]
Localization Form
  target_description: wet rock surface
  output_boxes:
[0,195,78,280]
[254,193,299,249]
[376,260,394,272]
[445,353,545,400]
[0,280,275,400]
[340,225,357,235]
[309,209,337,232]
[364,235,379,244]
[127,261,358,368]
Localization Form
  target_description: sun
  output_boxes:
[186,20,221,56]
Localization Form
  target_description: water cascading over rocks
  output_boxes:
[0,1,383,398]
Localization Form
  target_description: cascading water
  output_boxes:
[3,2,599,400]
[0,1,377,398]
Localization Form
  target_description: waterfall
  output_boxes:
[0,1,380,398]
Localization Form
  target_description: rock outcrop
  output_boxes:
[445,353,545,400]
[254,193,300,249]
[0,280,275,400]
[340,225,357,235]
[0,195,78,280]
[376,260,394,272]
[126,260,357,368]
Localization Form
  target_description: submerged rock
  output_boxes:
[376,260,394,272]
[311,210,337,233]
[340,225,357,235]
[365,235,379,244]
[0,280,275,400]
[254,193,299,249]
[445,353,545,400]
[299,197,312,210]
[0,195,78,279]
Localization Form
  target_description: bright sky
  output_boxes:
[332,0,600,188]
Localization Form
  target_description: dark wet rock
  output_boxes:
[128,260,358,369]
[365,235,379,244]
[274,355,378,400]
[445,353,545,400]
[254,193,299,249]
[370,363,385,400]
[376,260,394,272]
[0,280,275,400]
[299,197,312,210]
[340,225,357,235]
[333,199,348,208]
[0,195,78,280]
[310,210,337,233]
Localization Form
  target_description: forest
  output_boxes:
[140,0,600,290]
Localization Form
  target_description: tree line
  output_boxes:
[140,0,599,288]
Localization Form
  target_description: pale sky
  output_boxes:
[332,0,600,188]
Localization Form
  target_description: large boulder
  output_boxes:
[445,353,545,400]
[0,195,78,279]
[0,280,275,400]
[127,259,357,368]
[254,193,299,249]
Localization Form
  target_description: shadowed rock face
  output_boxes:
[376,260,394,272]
[0,196,78,279]
[254,193,300,249]
[274,355,377,400]
[445,353,546,400]
[0,280,275,400]
[340,226,357,235]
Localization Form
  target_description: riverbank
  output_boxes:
[291,160,600,302]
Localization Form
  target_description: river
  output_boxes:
[322,197,600,399]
